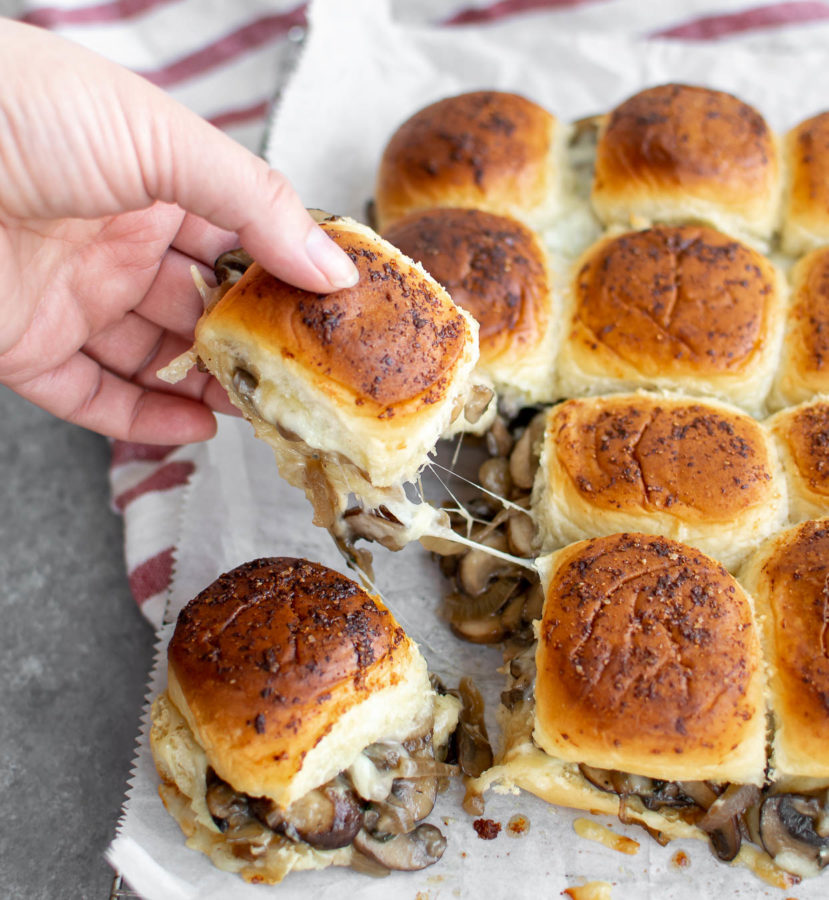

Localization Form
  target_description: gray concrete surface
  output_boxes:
[0,387,156,900]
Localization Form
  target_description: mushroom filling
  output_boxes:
[500,644,829,876]
[204,732,457,873]
[435,408,546,647]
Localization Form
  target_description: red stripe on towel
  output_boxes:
[652,1,829,39]
[114,460,195,510]
[128,546,175,606]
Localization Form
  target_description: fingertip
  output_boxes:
[304,226,360,291]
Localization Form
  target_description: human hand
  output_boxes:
[0,20,358,444]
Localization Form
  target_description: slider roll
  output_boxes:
[556,225,786,415]
[151,558,461,883]
[782,111,829,255]
[532,393,788,569]
[591,83,781,242]
[770,247,829,409]
[767,397,829,524]
[739,519,829,780]
[374,90,565,232]
[383,207,558,406]
[194,216,481,489]
[534,534,767,785]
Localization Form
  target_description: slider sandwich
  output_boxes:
[150,557,461,883]
[555,224,786,416]
[591,83,781,245]
[770,246,829,409]
[467,532,827,884]
[159,215,496,563]
[532,392,788,569]
[767,397,829,523]
[374,90,566,233]
[383,207,558,410]
[782,110,829,255]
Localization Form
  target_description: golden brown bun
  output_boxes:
[165,557,432,808]
[194,216,481,487]
[591,83,780,242]
[782,111,829,255]
[374,91,564,232]
[533,534,767,784]
[770,247,829,409]
[532,393,788,569]
[738,519,829,777]
[383,208,557,404]
[767,398,829,522]
[555,225,786,415]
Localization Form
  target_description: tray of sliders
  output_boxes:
[110,4,829,898]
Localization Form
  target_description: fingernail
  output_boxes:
[305,227,359,289]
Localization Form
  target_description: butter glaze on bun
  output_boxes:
[770,247,829,409]
[738,519,829,778]
[383,207,557,405]
[592,83,780,242]
[534,533,767,785]
[532,393,788,569]
[767,397,829,522]
[782,111,829,255]
[163,557,432,809]
[374,90,564,232]
[193,216,481,489]
[556,225,785,414]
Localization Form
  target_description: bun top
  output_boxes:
[570,225,779,378]
[382,207,551,373]
[167,557,425,805]
[592,83,778,236]
[783,111,829,253]
[779,248,829,398]
[197,216,473,421]
[534,533,766,784]
[374,90,558,230]
[545,393,780,523]
[770,398,829,502]
[739,519,829,777]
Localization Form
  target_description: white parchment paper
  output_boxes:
[109,1,829,897]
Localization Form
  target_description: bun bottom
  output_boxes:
[468,700,803,889]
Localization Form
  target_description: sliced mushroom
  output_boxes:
[451,678,493,778]
[579,764,617,794]
[699,783,760,832]
[232,367,258,399]
[479,456,513,499]
[506,511,535,557]
[277,778,364,850]
[508,411,547,490]
[352,823,447,871]
[214,248,254,285]
[485,416,514,458]
[393,776,438,822]
[706,817,742,862]
[457,533,515,596]
[760,794,829,874]
[464,384,495,425]
[675,780,720,812]
[205,768,251,833]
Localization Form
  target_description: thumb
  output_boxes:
[0,20,358,293]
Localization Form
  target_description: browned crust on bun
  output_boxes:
[773,247,829,404]
[374,90,557,230]
[383,207,551,374]
[592,83,778,236]
[167,557,412,800]
[783,111,829,253]
[534,533,766,783]
[773,400,829,500]
[569,225,778,377]
[200,220,469,419]
[739,519,829,776]
[543,393,780,520]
